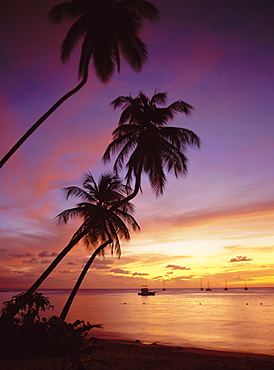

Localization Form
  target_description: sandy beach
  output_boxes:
[0,339,274,369]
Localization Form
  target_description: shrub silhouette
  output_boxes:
[0,292,101,361]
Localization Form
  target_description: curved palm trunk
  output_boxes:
[26,225,90,295]
[0,74,88,169]
[60,239,112,322]
[109,166,142,211]
[25,167,142,295]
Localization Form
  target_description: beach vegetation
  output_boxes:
[0,292,102,366]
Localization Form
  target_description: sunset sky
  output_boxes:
[0,0,273,290]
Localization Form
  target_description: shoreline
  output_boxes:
[1,338,273,369]
[98,338,274,361]
[89,329,274,357]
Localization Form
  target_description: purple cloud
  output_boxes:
[22,257,38,264]
[166,264,191,270]
[229,256,253,263]
[110,268,130,275]
[132,272,149,276]
[58,270,77,274]
[90,259,114,270]
[10,252,34,258]
[12,270,25,274]
[38,251,58,258]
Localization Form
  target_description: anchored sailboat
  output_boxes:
[224,277,228,291]
[162,277,166,291]
[206,280,211,291]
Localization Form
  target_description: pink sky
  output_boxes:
[0,0,274,290]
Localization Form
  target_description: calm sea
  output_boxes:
[1,288,273,355]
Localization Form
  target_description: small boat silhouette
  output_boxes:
[244,280,248,290]
[224,277,228,291]
[138,285,156,296]
[206,280,211,291]
[162,278,166,291]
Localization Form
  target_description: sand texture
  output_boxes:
[0,339,274,369]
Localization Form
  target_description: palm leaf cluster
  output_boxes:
[104,91,201,196]
[56,172,140,256]
[49,0,159,81]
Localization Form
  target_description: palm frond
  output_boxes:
[63,186,95,203]
[168,101,194,116]
[130,0,159,22]
[61,18,86,63]
[160,127,201,149]
[55,207,86,225]
[150,92,167,106]
[48,3,82,23]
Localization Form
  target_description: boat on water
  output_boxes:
[206,280,211,291]
[244,280,248,290]
[162,278,166,291]
[200,278,203,291]
[224,277,228,291]
[138,285,156,296]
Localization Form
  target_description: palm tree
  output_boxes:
[24,172,139,294]
[55,171,140,320]
[103,91,201,197]
[0,0,158,169]
[23,91,199,299]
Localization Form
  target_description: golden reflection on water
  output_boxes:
[1,288,273,355]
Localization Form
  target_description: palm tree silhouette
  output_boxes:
[103,91,201,197]
[24,91,199,297]
[0,0,158,169]
[56,172,139,320]
[24,172,138,295]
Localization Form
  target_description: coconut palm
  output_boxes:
[24,172,139,297]
[103,91,201,197]
[22,91,199,299]
[0,0,158,169]
[56,171,140,320]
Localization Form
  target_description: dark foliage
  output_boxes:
[0,292,101,361]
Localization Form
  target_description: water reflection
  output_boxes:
[1,288,273,355]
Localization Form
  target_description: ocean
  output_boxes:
[1,287,273,356]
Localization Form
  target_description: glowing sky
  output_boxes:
[0,0,274,290]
